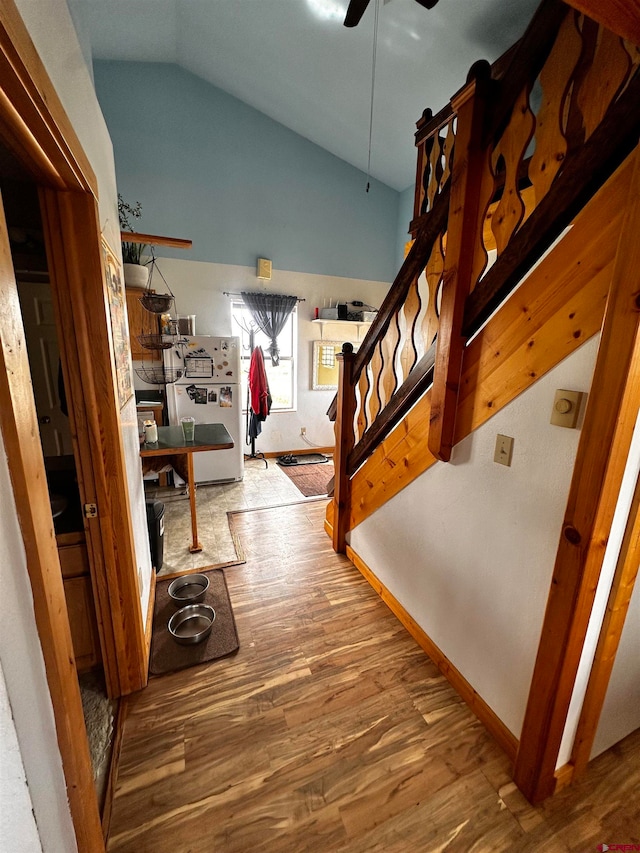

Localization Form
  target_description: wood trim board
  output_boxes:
[0,1,96,194]
[0,191,104,850]
[514,145,640,803]
[41,188,148,697]
[570,466,640,778]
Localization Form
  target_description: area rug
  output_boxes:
[279,460,335,497]
[149,568,239,676]
[277,453,330,466]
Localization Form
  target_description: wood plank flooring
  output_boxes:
[108,500,640,852]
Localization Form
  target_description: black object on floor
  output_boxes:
[145,499,165,572]
[277,453,329,467]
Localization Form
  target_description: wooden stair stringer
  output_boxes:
[341,149,632,533]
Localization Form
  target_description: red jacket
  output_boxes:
[248,346,271,420]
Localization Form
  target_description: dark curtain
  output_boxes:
[240,291,297,366]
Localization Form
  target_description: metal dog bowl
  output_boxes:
[167,573,210,607]
[168,604,215,645]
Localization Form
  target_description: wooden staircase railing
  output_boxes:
[329,0,640,551]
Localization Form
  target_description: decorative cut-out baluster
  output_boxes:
[490,85,536,255]
[367,343,384,423]
[622,39,640,84]
[393,303,408,390]
[379,312,401,406]
[564,14,598,157]
[353,370,366,442]
[397,280,421,382]
[421,135,435,214]
[421,236,445,348]
[578,27,632,141]
[357,365,371,439]
[473,151,497,289]
[528,12,582,206]
[414,142,427,220]
[440,119,456,192]
[426,134,444,211]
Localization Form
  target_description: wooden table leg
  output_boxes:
[187,452,202,553]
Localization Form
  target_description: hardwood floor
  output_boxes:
[108,500,640,852]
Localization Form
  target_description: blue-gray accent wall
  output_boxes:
[93,61,403,283]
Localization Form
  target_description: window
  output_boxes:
[232,301,297,411]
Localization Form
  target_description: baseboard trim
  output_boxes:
[101,694,129,841]
[553,762,574,793]
[346,545,519,763]
[144,569,157,669]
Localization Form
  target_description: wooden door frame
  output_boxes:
[0,0,149,848]
[514,145,640,803]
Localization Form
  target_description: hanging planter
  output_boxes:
[137,333,175,350]
[140,292,174,313]
[134,365,183,385]
[139,252,175,314]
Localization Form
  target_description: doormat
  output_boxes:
[149,568,239,676]
[277,453,330,466]
[279,460,335,497]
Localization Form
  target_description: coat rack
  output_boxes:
[244,327,268,468]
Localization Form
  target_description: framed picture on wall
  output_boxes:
[102,237,133,409]
[312,340,358,390]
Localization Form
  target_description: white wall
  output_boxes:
[350,336,599,739]
[558,410,640,766]
[592,573,640,757]
[0,442,77,852]
[136,257,390,453]
[0,660,43,853]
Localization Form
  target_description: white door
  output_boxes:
[17,279,73,456]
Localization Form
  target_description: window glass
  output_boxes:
[231,302,297,411]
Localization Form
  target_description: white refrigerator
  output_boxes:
[164,335,244,484]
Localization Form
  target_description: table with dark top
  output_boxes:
[140,423,234,553]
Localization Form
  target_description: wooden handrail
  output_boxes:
[414,103,454,146]
[351,181,451,384]
[464,69,640,336]
[348,343,436,475]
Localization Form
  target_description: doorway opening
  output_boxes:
[1,148,116,812]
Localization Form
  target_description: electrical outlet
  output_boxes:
[300,426,307,436]
[494,434,514,467]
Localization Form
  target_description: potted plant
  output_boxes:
[118,194,149,288]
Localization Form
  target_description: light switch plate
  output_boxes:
[550,389,584,428]
[494,434,514,467]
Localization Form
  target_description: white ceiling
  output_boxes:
[75,0,540,191]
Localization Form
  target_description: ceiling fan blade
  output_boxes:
[344,0,371,27]
[414,0,440,8]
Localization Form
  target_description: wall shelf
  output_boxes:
[312,318,373,341]
[120,230,193,250]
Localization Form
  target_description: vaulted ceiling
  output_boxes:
[74,0,540,191]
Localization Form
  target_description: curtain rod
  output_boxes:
[223,291,305,302]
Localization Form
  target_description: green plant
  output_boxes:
[118,194,147,265]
